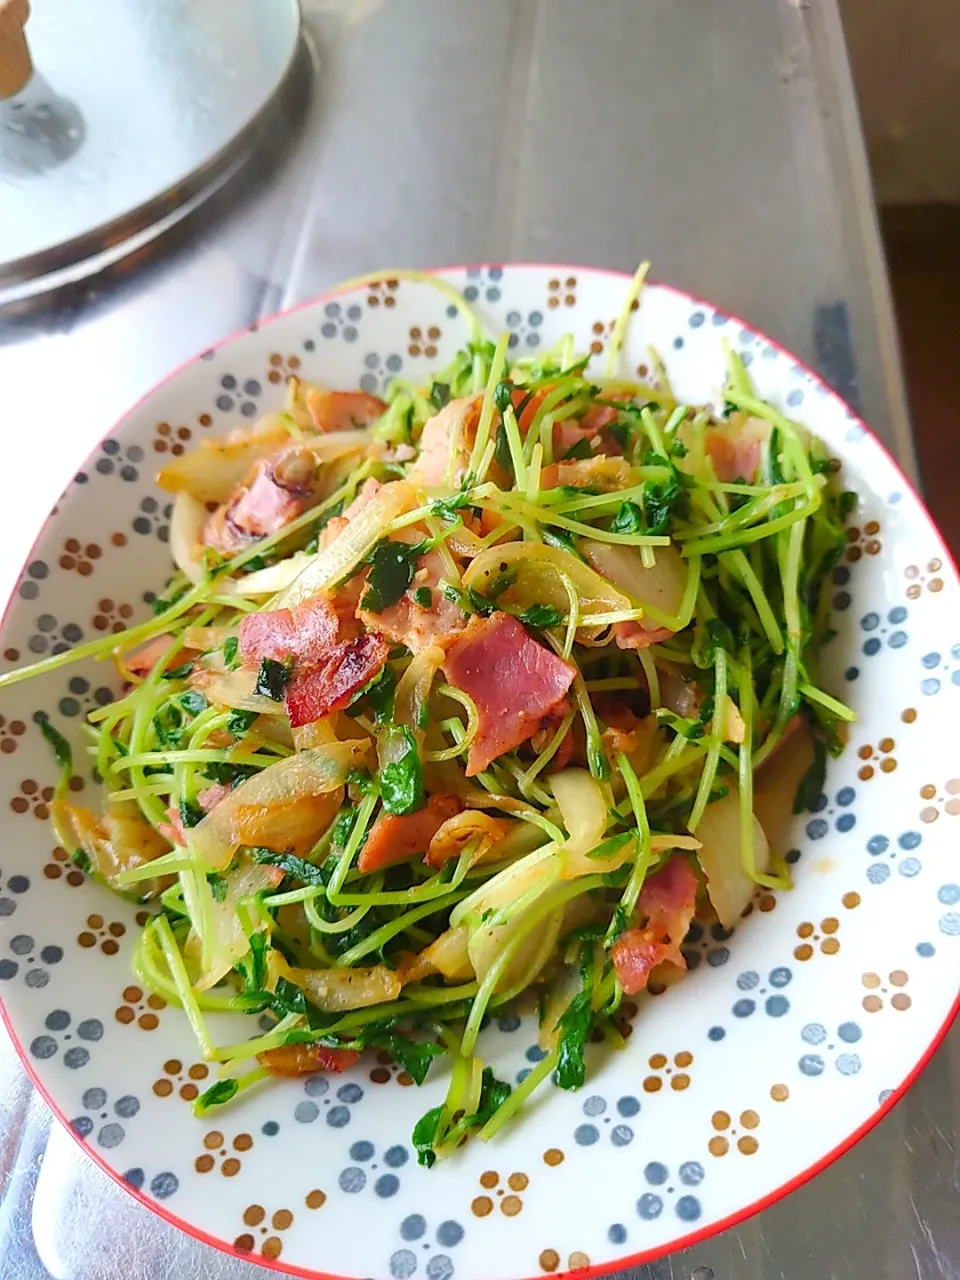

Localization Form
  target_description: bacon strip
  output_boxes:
[441,612,576,776]
[358,795,463,874]
[239,596,340,668]
[611,855,699,995]
[283,633,388,729]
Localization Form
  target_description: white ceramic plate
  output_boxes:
[0,266,957,1280]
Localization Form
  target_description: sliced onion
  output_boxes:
[157,423,290,503]
[424,810,516,869]
[394,644,445,737]
[54,800,171,892]
[753,719,815,856]
[270,479,417,610]
[170,492,209,585]
[451,844,558,931]
[194,667,281,717]
[422,925,474,981]
[190,741,369,869]
[192,854,280,989]
[230,552,314,597]
[182,625,234,652]
[463,542,630,624]
[695,791,769,929]
[549,768,608,878]
[297,963,401,1011]
[581,539,687,627]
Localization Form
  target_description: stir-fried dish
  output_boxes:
[1,268,855,1163]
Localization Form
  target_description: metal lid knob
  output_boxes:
[0,0,31,98]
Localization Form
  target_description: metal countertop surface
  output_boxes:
[0,2,955,1279]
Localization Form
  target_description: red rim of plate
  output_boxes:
[1,263,957,1280]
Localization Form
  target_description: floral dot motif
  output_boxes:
[858,606,909,659]
[321,301,363,344]
[93,439,143,482]
[546,275,577,310]
[463,265,503,305]
[152,1057,210,1102]
[863,830,923,886]
[587,318,615,357]
[918,778,960,824]
[152,421,193,457]
[681,920,733,971]
[194,1128,254,1179]
[0,931,63,988]
[366,278,400,309]
[335,1141,406,1199]
[803,784,857,839]
[861,970,911,1013]
[26,614,84,657]
[266,352,303,385]
[856,737,897,781]
[918,643,960,696]
[0,715,27,756]
[42,844,86,886]
[233,1201,297,1260]
[122,1168,179,1200]
[471,1169,528,1218]
[368,1046,419,1086]
[635,1160,705,1223]
[708,1109,761,1157]
[70,1086,140,1148]
[17,557,50,600]
[642,1051,694,1094]
[131,496,172,543]
[794,917,841,961]
[114,984,166,1030]
[214,372,262,418]
[76,913,127,956]
[390,1213,463,1280]
[798,1022,862,1077]
[10,778,55,820]
[844,520,882,563]
[505,309,544,350]
[730,967,793,1019]
[90,597,135,634]
[29,1009,103,1069]
[57,675,115,721]
[407,324,442,358]
[360,351,404,395]
[59,538,103,577]
[904,557,945,600]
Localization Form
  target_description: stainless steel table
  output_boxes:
[1,2,955,1279]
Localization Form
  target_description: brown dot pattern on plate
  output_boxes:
[366,279,399,308]
[114,984,166,1029]
[568,1252,590,1270]
[710,1108,761,1157]
[153,1057,209,1101]
[153,422,193,457]
[855,736,897,782]
[267,352,303,383]
[904,558,944,599]
[862,970,911,1013]
[543,1148,564,1167]
[0,716,26,755]
[546,276,577,309]
[918,776,960,824]
[77,913,126,955]
[10,779,55,820]
[59,538,102,576]
[794,915,842,961]
[92,597,134,634]
[643,1049,694,1093]
[305,1189,327,1209]
[844,521,882,563]
[43,844,86,885]
[408,324,442,358]
[539,1249,560,1272]
[770,1083,790,1102]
